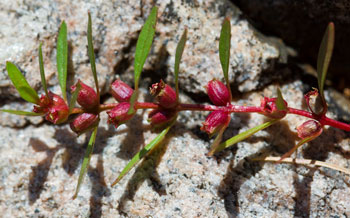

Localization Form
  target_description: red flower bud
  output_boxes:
[33,91,69,124]
[71,80,99,111]
[106,102,134,128]
[296,120,323,139]
[260,97,288,119]
[70,113,100,135]
[150,80,177,108]
[148,109,177,127]
[201,110,230,137]
[110,79,134,102]
[206,79,230,106]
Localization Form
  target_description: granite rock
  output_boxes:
[233,0,350,90]
[0,0,285,102]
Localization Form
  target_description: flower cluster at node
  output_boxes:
[33,91,69,124]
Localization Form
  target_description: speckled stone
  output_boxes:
[0,0,285,101]
[234,0,350,87]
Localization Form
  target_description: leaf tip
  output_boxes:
[111,178,120,187]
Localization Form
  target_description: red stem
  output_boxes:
[71,101,350,132]
[288,107,350,131]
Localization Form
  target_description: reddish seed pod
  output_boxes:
[70,113,99,135]
[106,102,134,128]
[150,80,177,109]
[201,110,230,137]
[304,89,326,116]
[297,120,323,139]
[148,109,177,127]
[110,79,134,102]
[71,80,99,111]
[33,91,69,124]
[206,79,230,106]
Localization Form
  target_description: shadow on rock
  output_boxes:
[27,124,118,206]
[117,129,173,214]
[218,120,297,216]
[88,155,111,218]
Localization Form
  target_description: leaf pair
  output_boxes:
[208,18,281,155]
[73,12,102,198]
[111,6,189,186]
[3,21,69,115]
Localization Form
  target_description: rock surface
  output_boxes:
[0,0,285,101]
[233,0,350,90]
[1,0,350,218]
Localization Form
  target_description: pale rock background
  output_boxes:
[1,0,350,217]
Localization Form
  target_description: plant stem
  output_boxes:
[71,101,350,132]
[288,107,350,131]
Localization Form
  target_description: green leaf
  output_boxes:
[69,82,81,114]
[39,43,49,97]
[111,121,174,186]
[73,126,98,199]
[1,109,43,116]
[57,21,68,102]
[127,90,138,115]
[207,127,226,156]
[6,62,40,104]
[174,28,187,100]
[317,22,334,98]
[134,6,158,91]
[87,12,100,99]
[278,135,318,162]
[214,119,279,154]
[219,18,232,100]
[276,88,286,111]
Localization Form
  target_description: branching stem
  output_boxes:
[70,101,350,132]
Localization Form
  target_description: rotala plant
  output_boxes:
[3,7,350,199]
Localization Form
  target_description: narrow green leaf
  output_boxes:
[87,12,99,99]
[278,135,318,162]
[111,121,174,186]
[214,119,279,154]
[39,43,48,97]
[134,6,158,91]
[6,62,40,104]
[174,28,187,100]
[276,88,286,111]
[207,127,226,156]
[127,90,138,115]
[57,21,68,102]
[69,82,81,114]
[317,22,334,98]
[219,18,232,100]
[1,109,43,116]
[73,126,98,199]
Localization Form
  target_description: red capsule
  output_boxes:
[150,80,177,109]
[297,120,323,139]
[201,110,230,137]
[71,80,99,111]
[110,79,134,102]
[70,113,99,135]
[33,91,69,124]
[206,79,230,106]
[304,89,327,116]
[260,97,288,119]
[106,102,134,128]
[148,109,177,127]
